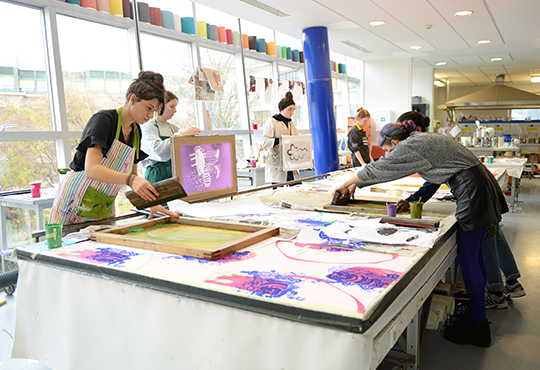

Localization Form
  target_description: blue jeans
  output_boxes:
[482,224,521,292]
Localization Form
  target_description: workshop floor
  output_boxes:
[1,178,539,368]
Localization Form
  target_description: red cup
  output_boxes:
[250,159,257,168]
[252,123,258,130]
[30,181,41,198]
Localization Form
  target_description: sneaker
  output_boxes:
[485,292,508,309]
[442,316,491,347]
[504,281,526,298]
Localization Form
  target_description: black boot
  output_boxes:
[442,315,491,347]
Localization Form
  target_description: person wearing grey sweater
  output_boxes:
[334,121,508,348]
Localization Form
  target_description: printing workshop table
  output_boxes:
[0,188,55,272]
[484,157,527,211]
[12,217,457,370]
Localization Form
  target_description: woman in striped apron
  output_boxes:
[49,71,179,225]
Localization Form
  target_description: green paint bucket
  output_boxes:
[45,223,63,249]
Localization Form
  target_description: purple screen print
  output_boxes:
[181,142,232,194]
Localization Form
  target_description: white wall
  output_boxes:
[364,58,412,143]
[412,67,434,128]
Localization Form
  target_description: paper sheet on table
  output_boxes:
[321,218,441,248]
[168,195,271,218]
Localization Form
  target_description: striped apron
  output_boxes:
[49,108,138,225]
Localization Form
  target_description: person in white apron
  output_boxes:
[140,91,200,184]
[49,71,179,225]
[261,91,300,183]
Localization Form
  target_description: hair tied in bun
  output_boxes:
[402,120,416,133]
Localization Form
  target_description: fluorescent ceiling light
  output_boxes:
[434,80,445,87]
[477,40,491,44]
[369,20,386,26]
[410,45,422,50]
[454,10,473,16]
[531,77,540,83]
[435,61,447,66]
[491,57,503,62]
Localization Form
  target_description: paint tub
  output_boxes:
[45,223,63,249]
[410,201,423,219]
[386,203,397,217]
[488,156,494,164]
[29,181,41,198]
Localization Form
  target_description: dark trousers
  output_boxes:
[456,228,487,323]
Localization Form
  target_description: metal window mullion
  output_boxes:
[42,5,71,168]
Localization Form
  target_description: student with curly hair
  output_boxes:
[50,71,179,224]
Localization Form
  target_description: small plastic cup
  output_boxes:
[250,159,258,168]
[410,201,424,219]
[45,223,63,249]
[30,181,41,198]
[488,156,494,164]
[386,203,397,217]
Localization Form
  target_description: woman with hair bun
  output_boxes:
[348,107,373,167]
[333,121,508,348]
[261,91,300,183]
[397,110,430,132]
[50,71,179,224]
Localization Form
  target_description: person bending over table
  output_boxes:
[261,92,300,184]
[140,90,200,184]
[49,71,179,225]
[333,121,508,347]
[398,184,526,310]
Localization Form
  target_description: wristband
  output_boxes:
[126,173,135,187]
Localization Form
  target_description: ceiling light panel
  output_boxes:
[369,20,386,26]
[454,10,473,16]
[239,0,291,18]
[340,40,373,54]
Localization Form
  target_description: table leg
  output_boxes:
[406,311,420,370]
[510,177,517,212]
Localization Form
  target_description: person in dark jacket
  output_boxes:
[347,107,373,167]
[334,121,508,347]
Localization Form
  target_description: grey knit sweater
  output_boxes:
[356,132,480,187]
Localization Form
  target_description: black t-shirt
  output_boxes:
[347,125,370,166]
[69,109,148,171]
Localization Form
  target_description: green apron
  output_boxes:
[144,120,173,184]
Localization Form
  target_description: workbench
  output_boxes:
[0,187,55,272]
[11,171,459,370]
[484,157,527,211]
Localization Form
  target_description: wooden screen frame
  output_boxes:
[171,135,238,202]
[91,217,280,260]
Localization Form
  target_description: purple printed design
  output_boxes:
[162,251,256,264]
[326,266,401,290]
[318,230,367,249]
[206,270,303,299]
[181,142,232,194]
[296,218,334,228]
[58,247,141,268]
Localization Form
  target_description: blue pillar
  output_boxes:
[302,26,339,175]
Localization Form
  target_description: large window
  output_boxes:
[57,15,132,131]
[200,47,240,129]
[0,2,51,131]
[279,65,307,129]
[245,57,273,127]
[140,34,195,129]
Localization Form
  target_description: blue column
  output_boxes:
[302,26,339,175]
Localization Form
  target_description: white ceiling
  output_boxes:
[192,0,540,87]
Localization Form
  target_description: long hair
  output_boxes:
[125,71,166,115]
[377,120,417,147]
